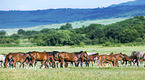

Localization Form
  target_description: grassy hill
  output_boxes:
[1,18,127,35]
[0,4,145,29]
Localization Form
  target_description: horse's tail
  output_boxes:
[4,55,9,68]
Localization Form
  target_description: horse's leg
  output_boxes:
[45,61,49,68]
[64,62,68,68]
[137,58,139,68]
[85,61,88,67]
[56,61,59,68]
[40,61,45,69]
[34,61,37,68]
[81,60,84,67]
[98,58,102,67]
[60,59,64,68]
[92,60,94,67]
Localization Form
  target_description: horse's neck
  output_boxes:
[115,54,120,58]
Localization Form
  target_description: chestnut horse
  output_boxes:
[4,52,25,68]
[113,53,124,64]
[28,51,55,69]
[58,51,88,68]
[98,53,119,67]
[9,53,31,68]
[86,53,99,67]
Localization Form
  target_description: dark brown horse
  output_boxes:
[46,51,60,68]
[58,51,88,68]
[86,53,99,67]
[28,51,55,69]
[131,51,145,67]
[4,52,25,68]
[122,54,136,67]
[9,53,31,68]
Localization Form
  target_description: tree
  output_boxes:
[0,30,6,35]
[60,23,72,30]
[18,29,25,35]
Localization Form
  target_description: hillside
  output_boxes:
[0,0,145,29]
[110,0,145,7]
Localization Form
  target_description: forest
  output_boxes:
[0,16,145,46]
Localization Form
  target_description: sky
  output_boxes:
[0,0,135,10]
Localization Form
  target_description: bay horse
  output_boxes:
[58,51,88,68]
[86,53,99,67]
[9,53,31,68]
[98,52,119,67]
[28,51,55,69]
[4,52,25,68]
[46,51,59,68]
[131,51,145,67]
[122,54,136,67]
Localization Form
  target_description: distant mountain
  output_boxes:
[0,0,145,29]
[110,0,145,7]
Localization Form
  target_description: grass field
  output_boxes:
[0,45,145,80]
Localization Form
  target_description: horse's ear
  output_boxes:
[110,52,113,54]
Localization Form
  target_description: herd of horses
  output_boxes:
[0,51,145,69]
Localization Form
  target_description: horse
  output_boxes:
[98,52,119,67]
[33,51,59,68]
[28,51,55,69]
[113,53,124,64]
[86,53,99,67]
[122,54,136,67]
[9,53,31,68]
[4,52,25,68]
[0,54,6,67]
[131,51,145,67]
[58,51,88,68]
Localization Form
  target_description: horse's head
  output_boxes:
[80,51,88,58]
[53,51,59,60]
[118,53,124,58]
[110,52,114,55]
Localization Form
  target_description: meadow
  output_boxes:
[0,45,145,80]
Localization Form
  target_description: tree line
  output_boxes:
[1,16,145,46]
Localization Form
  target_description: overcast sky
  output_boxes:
[0,0,135,10]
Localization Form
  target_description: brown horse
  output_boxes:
[122,54,136,67]
[4,52,25,68]
[9,53,31,68]
[46,51,60,68]
[98,52,119,67]
[113,53,124,64]
[58,51,88,68]
[86,53,99,67]
[28,51,55,69]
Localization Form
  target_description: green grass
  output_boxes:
[0,45,145,80]
[0,67,144,80]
